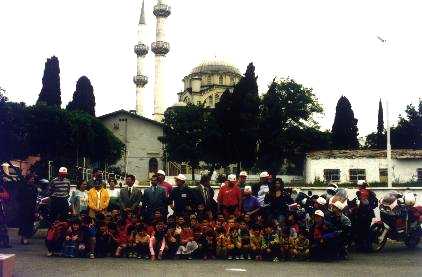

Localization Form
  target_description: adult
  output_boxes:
[241,186,260,216]
[169,174,194,216]
[193,175,217,215]
[322,183,338,202]
[255,172,271,207]
[49,167,71,221]
[107,178,120,211]
[17,173,38,244]
[0,163,13,248]
[264,180,293,224]
[352,180,378,252]
[157,170,173,197]
[119,175,143,212]
[87,169,102,190]
[69,180,88,215]
[238,171,248,190]
[142,174,167,223]
[87,179,110,218]
[217,174,241,217]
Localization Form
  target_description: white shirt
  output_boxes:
[257,184,270,207]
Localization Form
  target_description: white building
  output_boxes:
[304,150,422,184]
[98,110,164,182]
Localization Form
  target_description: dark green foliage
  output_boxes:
[36,56,62,107]
[331,96,359,149]
[391,100,422,149]
[214,63,260,170]
[258,79,326,176]
[377,99,384,148]
[66,76,96,116]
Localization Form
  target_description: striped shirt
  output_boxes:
[50,178,70,198]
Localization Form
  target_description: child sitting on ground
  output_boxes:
[261,222,280,262]
[134,224,150,259]
[150,221,166,260]
[63,218,85,258]
[215,226,227,259]
[250,224,263,261]
[95,221,112,258]
[45,217,69,256]
[176,223,198,260]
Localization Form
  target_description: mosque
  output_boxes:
[99,0,242,181]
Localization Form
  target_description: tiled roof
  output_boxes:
[307,149,422,160]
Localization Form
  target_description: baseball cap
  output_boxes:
[259,171,269,178]
[228,174,237,182]
[315,210,324,218]
[239,171,248,177]
[59,167,68,174]
[157,170,166,176]
[175,174,186,181]
[316,197,327,205]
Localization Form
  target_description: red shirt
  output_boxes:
[159,181,173,197]
[217,183,241,207]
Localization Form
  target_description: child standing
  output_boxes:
[238,220,251,260]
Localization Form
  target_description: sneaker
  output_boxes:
[247,254,252,260]
[46,251,53,257]
[239,255,245,260]
[273,257,279,262]
[235,256,240,260]
[228,256,233,260]
[187,256,192,260]
[137,255,142,259]
[89,253,95,259]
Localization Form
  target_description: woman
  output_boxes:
[69,180,88,215]
[107,178,120,211]
[17,173,38,245]
[264,178,293,225]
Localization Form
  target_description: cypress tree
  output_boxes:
[66,76,96,116]
[331,96,359,149]
[36,56,61,107]
[376,99,384,148]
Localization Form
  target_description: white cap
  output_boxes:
[157,170,166,176]
[357,180,366,186]
[228,174,237,182]
[315,210,324,218]
[239,171,248,177]
[316,197,327,205]
[1,162,10,167]
[175,174,186,181]
[59,167,68,174]
[259,171,270,178]
[244,185,252,192]
[332,200,344,211]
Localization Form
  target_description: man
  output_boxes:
[169,174,194,216]
[322,183,338,202]
[119,175,143,212]
[49,167,71,221]
[217,174,241,217]
[157,170,173,197]
[193,174,217,215]
[255,172,271,207]
[238,171,248,190]
[87,179,110,218]
[142,174,167,223]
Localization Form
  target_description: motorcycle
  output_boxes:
[370,191,421,252]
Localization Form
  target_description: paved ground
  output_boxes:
[2,231,422,277]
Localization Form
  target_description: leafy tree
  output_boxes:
[36,56,62,107]
[66,76,96,116]
[214,63,260,172]
[331,96,359,149]
[160,103,208,181]
[391,100,422,149]
[258,79,325,176]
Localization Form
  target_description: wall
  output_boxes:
[304,157,422,183]
[101,113,164,181]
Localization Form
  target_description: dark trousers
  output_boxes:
[50,197,69,221]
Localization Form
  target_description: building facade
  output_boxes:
[99,110,164,182]
[304,150,422,184]
[178,60,242,108]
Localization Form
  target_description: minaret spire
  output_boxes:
[133,0,149,116]
[152,0,171,122]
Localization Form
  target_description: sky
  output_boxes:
[0,0,421,136]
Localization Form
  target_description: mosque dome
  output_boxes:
[191,60,241,75]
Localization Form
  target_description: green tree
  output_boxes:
[377,99,385,148]
[160,103,208,181]
[258,79,325,176]
[66,76,96,116]
[391,100,422,149]
[331,96,359,149]
[36,56,62,107]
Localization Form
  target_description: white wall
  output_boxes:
[304,157,422,183]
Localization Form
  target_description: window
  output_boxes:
[379,168,388,183]
[349,169,366,183]
[323,169,340,182]
[417,168,422,182]
[207,75,212,85]
[148,158,158,173]
[219,76,224,85]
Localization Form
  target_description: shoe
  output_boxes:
[247,255,252,260]
[239,255,244,260]
[228,256,233,260]
[89,253,95,259]
[46,251,53,257]
[273,257,279,262]
[235,256,240,260]
[137,255,142,259]
[187,256,192,260]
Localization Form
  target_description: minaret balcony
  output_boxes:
[153,4,171,17]
[134,43,149,56]
[151,41,170,55]
[133,75,148,86]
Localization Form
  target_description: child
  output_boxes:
[261,223,280,262]
[291,232,310,260]
[225,218,240,260]
[202,229,216,260]
[135,224,150,259]
[238,220,251,260]
[115,218,131,257]
[63,218,85,258]
[250,224,263,261]
[80,213,96,258]
[176,224,198,260]
[127,225,137,258]
[310,210,328,260]
[280,226,294,260]
[215,226,227,259]
[45,218,68,256]
[164,226,179,259]
[150,221,166,260]
[0,183,10,248]
[95,222,112,258]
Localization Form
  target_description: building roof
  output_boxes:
[307,149,422,160]
[98,109,163,127]
[191,60,241,75]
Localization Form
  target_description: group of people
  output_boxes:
[40,168,379,261]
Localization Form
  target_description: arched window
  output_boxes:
[207,75,212,85]
[148,158,158,173]
[219,75,224,85]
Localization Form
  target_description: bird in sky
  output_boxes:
[377,36,387,43]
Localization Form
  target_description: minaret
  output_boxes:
[152,0,171,121]
[133,0,149,116]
